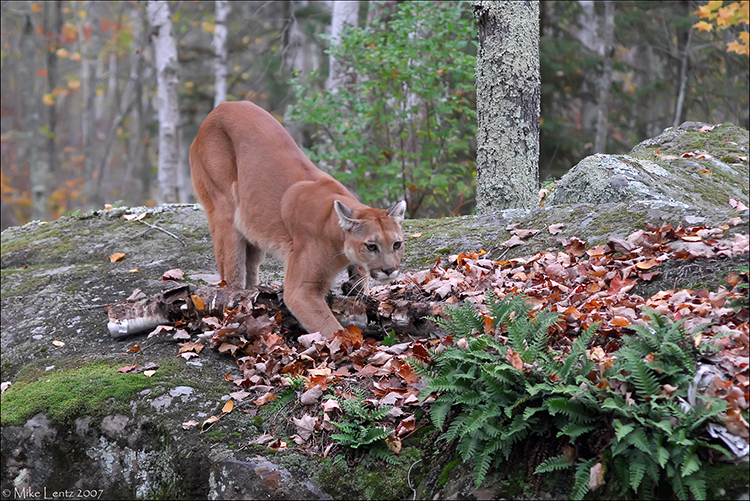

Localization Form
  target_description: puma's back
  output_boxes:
[190,101,406,336]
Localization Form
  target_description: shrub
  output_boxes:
[289,1,477,217]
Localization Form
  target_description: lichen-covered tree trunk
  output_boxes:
[148,0,181,204]
[473,0,540,213]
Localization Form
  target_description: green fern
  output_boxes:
[604,309,728,500]
[419,293,730,500]
[421,292,600,488]
[534,453,574,474]
[325,389,397,463]
[570,458,596,500]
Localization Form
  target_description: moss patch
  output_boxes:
[705,462,750,500]
[314,447,422,500]
[1,360,167,426]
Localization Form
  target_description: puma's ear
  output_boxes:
[334,200,358,231]
[388,200,407,224]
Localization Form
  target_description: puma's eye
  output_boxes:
[366,243,378,252]
[393,241,402,250]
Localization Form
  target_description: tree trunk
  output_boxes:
[672,25,693,128]
[43,0,62,182]
[213,0,230,108]
[326,0,359,94]
[283,0,317,146]
[473,0,540,214]
[20,13,48,222]
[576,0,599,142]
[82,1,102,209]
[147,0,181,204]
[593,1,615,153]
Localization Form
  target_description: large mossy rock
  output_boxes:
[1,123,748,499]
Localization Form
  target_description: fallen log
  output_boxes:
[107,284,449,340]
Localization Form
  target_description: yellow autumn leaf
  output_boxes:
[31,3,42,13]
[191,294,205,311]
[202,21,215,35]
[69,52,82,62]
[109,252,126,262]
[78,9,87,19]
[222,400,234,414]
[726,38,749,56]
[56,48,69,58]
[693,20,714,32]
[717,2,741,25]
[42,93,55,106]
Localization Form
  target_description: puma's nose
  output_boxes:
[382,267,398,277]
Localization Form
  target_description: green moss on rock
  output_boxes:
[1,361,168,426]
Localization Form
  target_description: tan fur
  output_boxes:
[190,101,406,336]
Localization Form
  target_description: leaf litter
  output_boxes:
[146,218,748,460]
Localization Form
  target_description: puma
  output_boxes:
[190,101,406,336]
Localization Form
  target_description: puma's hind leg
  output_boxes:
[244,241,264,288]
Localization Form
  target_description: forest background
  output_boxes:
[1,0,748,229]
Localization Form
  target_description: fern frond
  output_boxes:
[544,397,593,423]
[680,445,701,478]
[570,458,596,501]
[534,453,574,474]
[629,459,647,493]
[557,422,597,441]
[430,397,453,430]
[684,474,707,501]
[435,302,485,336]
[368,442,401,465]
[625,426,651,454]
[621,348,662,397]
[472,449,493,488]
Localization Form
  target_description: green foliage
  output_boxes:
[381,330,398,347]
[326,388,398,464]
[603,309,729,500]
[418,295,730,500]
[0,361,164,425]
[416,292,601,489]
[289,1,477,217]
[263,376,306,416]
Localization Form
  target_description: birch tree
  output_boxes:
[147,0,181,204]
[213,0,230,108]
[594,1,615,153]
[327,0,359,93]
[473,0,540,213]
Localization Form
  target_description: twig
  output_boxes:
[136,219,187,247]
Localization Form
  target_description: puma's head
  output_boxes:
[334,200,407,284]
